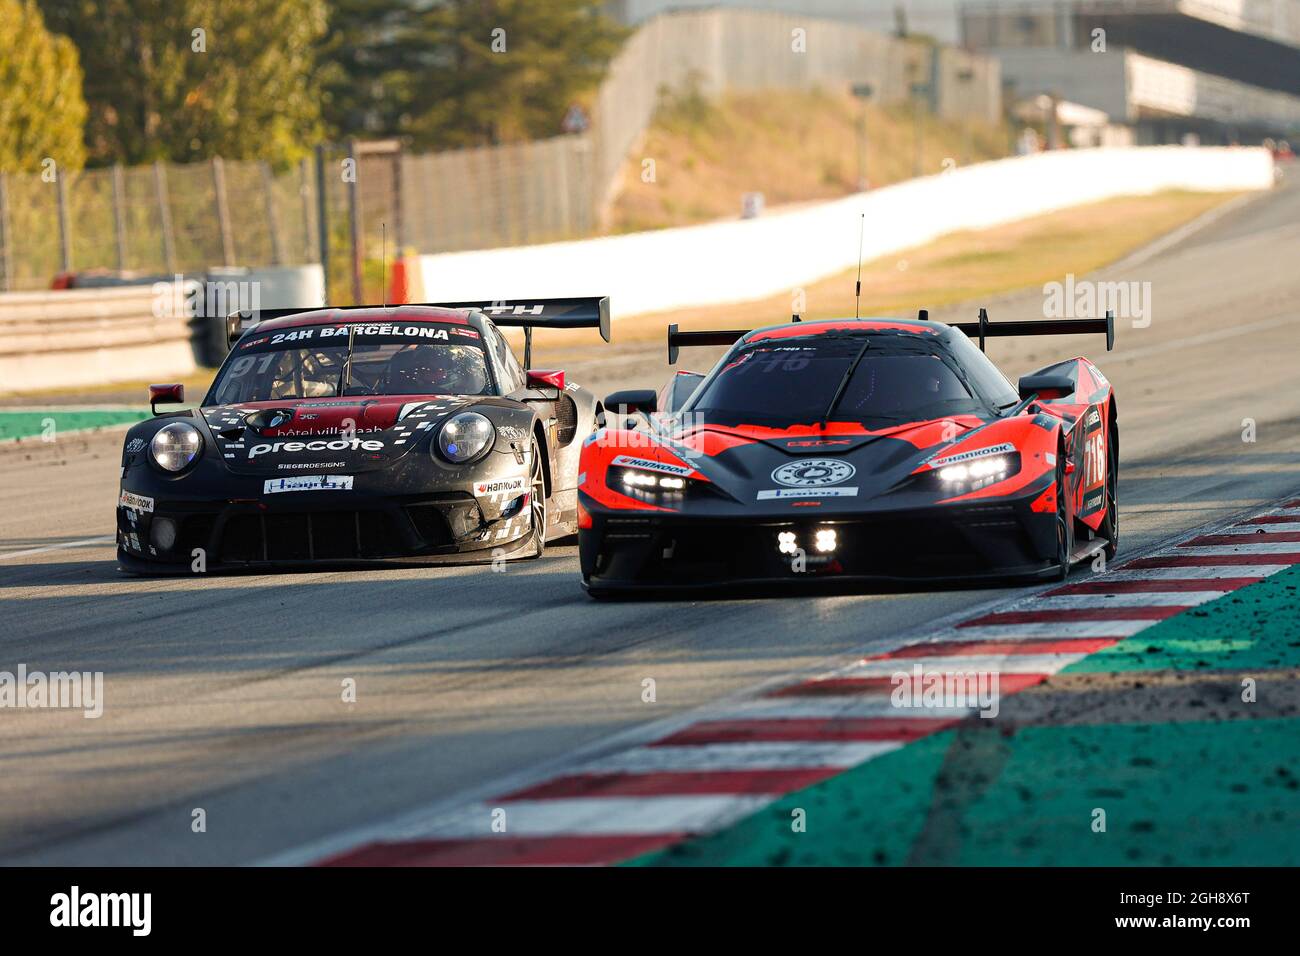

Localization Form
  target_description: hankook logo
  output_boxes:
[771,458,856,487]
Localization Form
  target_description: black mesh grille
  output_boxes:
[555,395,578,445]
[218,511,405,563]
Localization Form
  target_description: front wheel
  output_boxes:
[526,437,547,558]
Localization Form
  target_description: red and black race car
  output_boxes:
[577,309,1118,595]
[116,297,608,573]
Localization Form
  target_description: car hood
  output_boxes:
[199,395,478,477]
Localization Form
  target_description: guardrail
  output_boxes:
[412,146,1276,320]
[0,286,194,395]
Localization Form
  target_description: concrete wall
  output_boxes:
[0,286,194,395]
[414,146,1274,320]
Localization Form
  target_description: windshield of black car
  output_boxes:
[684,335,985,426]
[206,324,493,404]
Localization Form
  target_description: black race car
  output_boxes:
[578,309,1118,594]
[116,297,609,573]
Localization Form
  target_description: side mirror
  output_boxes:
[526,369,565,392]
[149,383,185,415]
[605,388,657,414]
[1017,374,1074,402]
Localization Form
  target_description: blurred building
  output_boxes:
[605,1,1300,142]
[962,0,1300,143]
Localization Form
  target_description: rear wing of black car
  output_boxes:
[226,296,611,365]
[428,297,610,367]
[946,308,1115,352]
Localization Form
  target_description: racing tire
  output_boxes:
[526,437,547,558]
[1099,426,1119,562]
[1053,458,1074,582]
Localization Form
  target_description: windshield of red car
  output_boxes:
[684,335,985,426]
[207,323,493,404]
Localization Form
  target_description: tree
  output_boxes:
[0,0,87,172]
[402,0,628,148]
[317,0,424,139]
[38,0,327,166]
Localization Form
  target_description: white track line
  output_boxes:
[935,620,1158,640]
[717,697,979,720]
[843,653,1087,676]
[399,796,776,839]
[575,742,900,774]
[1090,566,1289,580]
[1024,592,1225,609]
[0,536,115,563]
[1218,523,1300,534]
[1176,542,1300,555]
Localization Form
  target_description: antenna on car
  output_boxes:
[854,213,865,319]
[381,222,387,308]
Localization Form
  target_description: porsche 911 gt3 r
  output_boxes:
[116,297,609,573]
[578,309,1118,594]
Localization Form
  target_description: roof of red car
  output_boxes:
[747,318,941,342]
[254,306,472,332]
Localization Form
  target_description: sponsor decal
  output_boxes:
[1084,407,1102,431]
[499,425,526,441]
[318,324,452,340]
[611,455,693,477]
[927,442,1016,469]
[124,438,146,455]
[758,487,858,500]
[787,439,851,448]
[278,461,346,470]
[263,475,354,494]
[118,490,154,513]
[248,438,384,459]
[771,458,856,487]
[1045,452,1057,466]
[475,476,527,495]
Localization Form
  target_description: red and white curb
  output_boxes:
[271,498,1300,867]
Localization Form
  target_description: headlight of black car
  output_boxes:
[150,422,203,472]
[437,412,495,464]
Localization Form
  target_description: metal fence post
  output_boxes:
[314,144,330,303]
[259,161,284,266]
[211,157,235,267]
[154,161,177,274]
[298,157,312,264]
[56,173,73,275]
[346,138,363,305]
[0,172,12,291]
[111,163,127,272]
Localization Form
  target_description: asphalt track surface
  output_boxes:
[1,176,1298,865]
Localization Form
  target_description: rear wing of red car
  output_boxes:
[946,308,1115,353]
[226,296,610,365]
[667,309,1114,364]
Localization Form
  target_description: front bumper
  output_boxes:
[117,488,533,574]
[578,488,1059,592]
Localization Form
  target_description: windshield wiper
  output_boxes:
[336,323,358,396]
[819,339,871,428]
